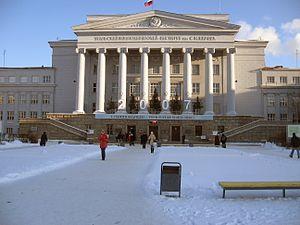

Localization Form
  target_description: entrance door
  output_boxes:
[127,125,136,141]
[149,125,159,140]
[171,126,181,142]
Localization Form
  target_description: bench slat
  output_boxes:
[219,181,300,189]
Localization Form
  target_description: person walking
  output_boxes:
[128,131,135,146]
[148,131,156,153]
[98,130,109,160]
[141,131,148,149]
[214,133,220,147]
[40,132,48,146]
[220,133,227,148]
[289,133,300,158]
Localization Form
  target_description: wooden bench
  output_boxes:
[219,181,300,198]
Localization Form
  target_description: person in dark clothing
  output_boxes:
[141,132,148,149]
[220,133,227,148]
[40,132,48,146]
[214,134,220,146]
[289,133,300,158]
[128,131,135,146]
[182,135,186,144]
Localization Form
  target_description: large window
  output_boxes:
[150,83,160,96]
[20,77,28,83]
[19,111,26,119]
[267,76,275,84]
[112,65,119,75]
[19,95,27,104]
[153,65,160,74]
[280,76,287,84]
[31,95,38,104]
[7,111,15,120]
[213,83,220,94]
[129,64,140,74]
[192,65,200,75]
[42,95,50,104]
[267,113,275,121]
[192,83,200,95]
[293,76,300,85]
[43,76,51,83]
[93,83,97,93]
[279,96,287,107]
[8,76,16,83]
[280,114,287,121]
[0,95,4,104]
[0,111,2,120]
[6,128,13,135]
[267,96,275,107]
[172,64,180,74]
[30,111,38,118]
[213,103,221,114]
[32,76,39,83]
[112,82,118,95]
[171,83,181,96]
[213,64,220,76]
[8,95,15,104]
[129,83,140,96]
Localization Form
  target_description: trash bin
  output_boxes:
[160,162,182,197]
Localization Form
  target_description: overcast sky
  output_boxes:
[0,0,299,68]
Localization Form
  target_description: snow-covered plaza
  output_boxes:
[0,142,300,225]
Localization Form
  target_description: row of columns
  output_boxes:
[73,47,236,116]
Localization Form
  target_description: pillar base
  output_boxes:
[73,110,85,114]
[204,111,214,115]
[226,111,237,116]
[94,110,105,114]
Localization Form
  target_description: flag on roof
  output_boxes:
[144,0,153,7]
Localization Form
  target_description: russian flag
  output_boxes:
[144,0,153,7]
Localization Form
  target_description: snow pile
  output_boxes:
[145,146,300,225]
[0,144,124,184]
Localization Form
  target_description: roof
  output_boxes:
[0,67,54,70]
[260,66,300,71]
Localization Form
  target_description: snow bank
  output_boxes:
[0,144,124,184]
[145,146,300,225]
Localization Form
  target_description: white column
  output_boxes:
[204,48,215,115]
[226,48,237,116]
[183,48,193,114]
[139,47,150,114]
[117,48,128,113]
[73,48,86,114]
[94,48,106,113]
[161,48,172,113]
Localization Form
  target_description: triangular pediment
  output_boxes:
[73,10,240,32]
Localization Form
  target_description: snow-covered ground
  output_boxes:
[0,142,299,225]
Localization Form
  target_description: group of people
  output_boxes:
[214,133,227,148]
[98,130,157,160]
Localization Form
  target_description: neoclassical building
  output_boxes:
[17,10,299,143]
[50,10,267,117]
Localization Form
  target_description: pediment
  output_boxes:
[73,10,240,32]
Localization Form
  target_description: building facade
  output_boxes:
[50,11,268,117]
[0,67,55,135]
[258,66,300,122]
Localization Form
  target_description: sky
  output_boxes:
[0,0,299,68]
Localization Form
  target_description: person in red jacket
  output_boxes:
[98,130,109,160]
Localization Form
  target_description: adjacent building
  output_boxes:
[0,67,55,135]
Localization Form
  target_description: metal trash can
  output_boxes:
[160,162,182,197]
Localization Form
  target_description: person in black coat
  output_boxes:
[289,133,300,158]
[214,133,220,146]
[140,132,148,149]
[220,133,227,148]
[40,132,48,146]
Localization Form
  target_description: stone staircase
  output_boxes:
[224,119,289,138]
[223,119,266,138]
[47,118,87,139]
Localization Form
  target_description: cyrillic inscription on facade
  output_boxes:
[94,35,217,42]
